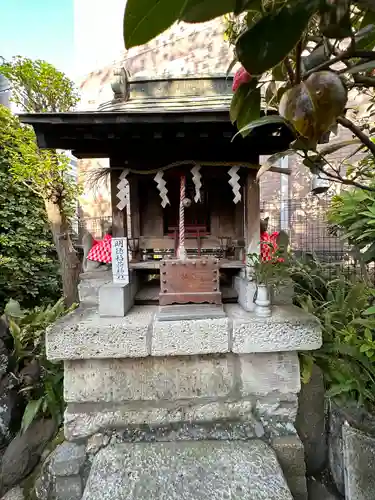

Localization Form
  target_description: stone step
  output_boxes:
[156,304,226,321]
[82,440,293,500]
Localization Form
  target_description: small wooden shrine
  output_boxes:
[20,70,293,315]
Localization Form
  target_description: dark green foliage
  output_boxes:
[4,298,75,431]
[0,106,61,312]
[293,256,375,411]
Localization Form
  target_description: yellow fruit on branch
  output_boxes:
[279,71,347,145]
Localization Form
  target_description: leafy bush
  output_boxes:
[3,298,75,432]
[0,105,61,312]
[328,179,375,265]
[294,262,375,411]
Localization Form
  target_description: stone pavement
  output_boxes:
[82,440,293,500]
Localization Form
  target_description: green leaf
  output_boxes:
[124,0,186,49]
[319,0,352,39]
[181,0,237,23]
[237,86,261,135]
[230,81,256,123]
[236,1,317,75]
[21,398,43,433]
[4,299,24,318]
[302,45,329,73]
[344,60,375,74]
[356,11,375,49]
[226,57,238,77]
[233,115,295,141]
[364,306,375,315]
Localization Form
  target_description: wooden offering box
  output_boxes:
[159,257,221,306]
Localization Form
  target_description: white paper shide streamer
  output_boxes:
[116,169,129,211]
[154,170,170,208]
[191,164,202,203]
[228,166,241,204]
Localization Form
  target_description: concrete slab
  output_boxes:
[82,441,293,500]
[156,304,226,321]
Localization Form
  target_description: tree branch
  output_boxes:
[283,57,295,84]
[337,116,375,157]
[303,49,375,78]
[295,40,302,84]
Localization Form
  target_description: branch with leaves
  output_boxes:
[122,0,375,190]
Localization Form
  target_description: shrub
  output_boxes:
[0,106,61,312]
[3,298,75,432]
[294,262,375,412]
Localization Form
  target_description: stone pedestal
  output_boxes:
[45,302,321,499]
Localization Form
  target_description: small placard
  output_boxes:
[111,237,129,284]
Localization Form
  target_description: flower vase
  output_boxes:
[255,283,272,317]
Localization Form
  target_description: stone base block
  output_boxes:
[234,276,256,312]
[46,304,321,361]
[63,352,300,440]
[156,304,226,321]
[78,270,112,305]
[82,441,293,500]
[99,283,133,317]
[64,353,300,404]
[152,316,229,356]
[227,304,322,353]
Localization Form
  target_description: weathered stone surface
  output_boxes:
[117,420,264,443]
[0,379,23,451]
[272,436,307,499]
[306,478,338,500]
[328,401,375,496]
[82,441,293,499]
[86,433,110,454]
[47,303,321,361]
[156,304,226,321]
[46,305,155,360]
[64,355,234,403]
[239,352,300,396]
[78,270,112,305]
[152,317,229,356]
[227,304,321,352]
[296,365,327,475]
[64,399,259,441]
[49,442,86,476]
[0,318,12,351]
[234,277,256,312]
[54,476,82,500]
[0,340,9,378]
[0,486,24,500]
[0,419,56,494]
[343,424,375,500]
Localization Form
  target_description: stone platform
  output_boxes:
[46,301,321,500]
[82,441,293,500]
[46,303,321,360]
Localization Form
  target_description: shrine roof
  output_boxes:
[19,73,294,160]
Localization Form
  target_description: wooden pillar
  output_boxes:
[129,175,140,239]
[110,165,127,238]
[244,170,260,256]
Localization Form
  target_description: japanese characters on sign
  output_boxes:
[111,237,129,284]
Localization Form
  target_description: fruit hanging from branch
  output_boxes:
[279,71,348,145]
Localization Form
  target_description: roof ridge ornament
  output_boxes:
[111,67,131,101]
